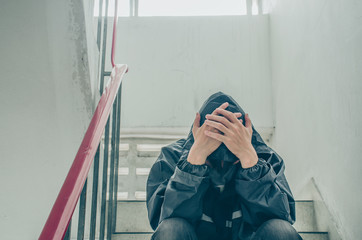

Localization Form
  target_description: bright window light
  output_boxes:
[251,0,259,15]
[94,0,130,17]
[138,0,247,16]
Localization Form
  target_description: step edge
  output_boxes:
[112,231,328,234]
[115,200,314,203]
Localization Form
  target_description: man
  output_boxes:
[146,92,302,240]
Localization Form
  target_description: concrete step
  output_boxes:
[294,201,318,232]
[112,233,151,240]
[114,200,325,233]
[112,232,328,240]
[137,144,169,157]
[299,232,329,240]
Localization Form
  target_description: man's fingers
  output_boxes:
[205,114,233,129]
[204,130,226,142]
[205,119,229,135]
[214,108,239,123]
[212,102,229,115]
[210,102,242,119]
[234,112,242,118]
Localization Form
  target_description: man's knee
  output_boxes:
[252,219,302,240]
[151,218,198,240]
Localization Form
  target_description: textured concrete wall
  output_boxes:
[0,0,95,239]
[269,0,362,239]
[101,16,274,129]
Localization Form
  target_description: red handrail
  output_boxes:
[39,64,127,240]
[39,0,127,238]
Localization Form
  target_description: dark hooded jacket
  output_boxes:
[146,91,296,240]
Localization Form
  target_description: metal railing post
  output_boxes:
[89,146,100,240]
[99,118,110,240]
[112,83,122,233]
[64,220,72,240]
[99,2,111,238]
[77,179,87,239]
[107,96,119,239]
[99,0,110,93]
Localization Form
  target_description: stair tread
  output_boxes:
[114,200,322,233]
[112,232,328,240]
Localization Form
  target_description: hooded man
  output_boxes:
[146,92,302,240]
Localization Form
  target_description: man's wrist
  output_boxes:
[237,147,258,169]
[187,145,207,165]
[240,157,258,169]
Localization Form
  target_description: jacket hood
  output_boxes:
[183,91,266,169]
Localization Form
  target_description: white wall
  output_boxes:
[269,0,362,239]
[0,0,96,239]
[102,16,274,129]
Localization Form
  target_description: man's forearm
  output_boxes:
[236,145,258,169]
[187,145,207,165]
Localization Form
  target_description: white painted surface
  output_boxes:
[0,0,96,239]
[269,0,362,239]
[101,16,274,129]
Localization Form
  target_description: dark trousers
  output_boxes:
[151,218,303,240]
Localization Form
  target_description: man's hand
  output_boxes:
[187,102,242,165]
[203,108,258,168]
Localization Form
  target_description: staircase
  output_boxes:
[110,130,329,240]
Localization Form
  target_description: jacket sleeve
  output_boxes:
[234,151,296,229]
[146,148,210,230]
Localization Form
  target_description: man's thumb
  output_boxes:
[192,112,200,135]
[245,113,253,134]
